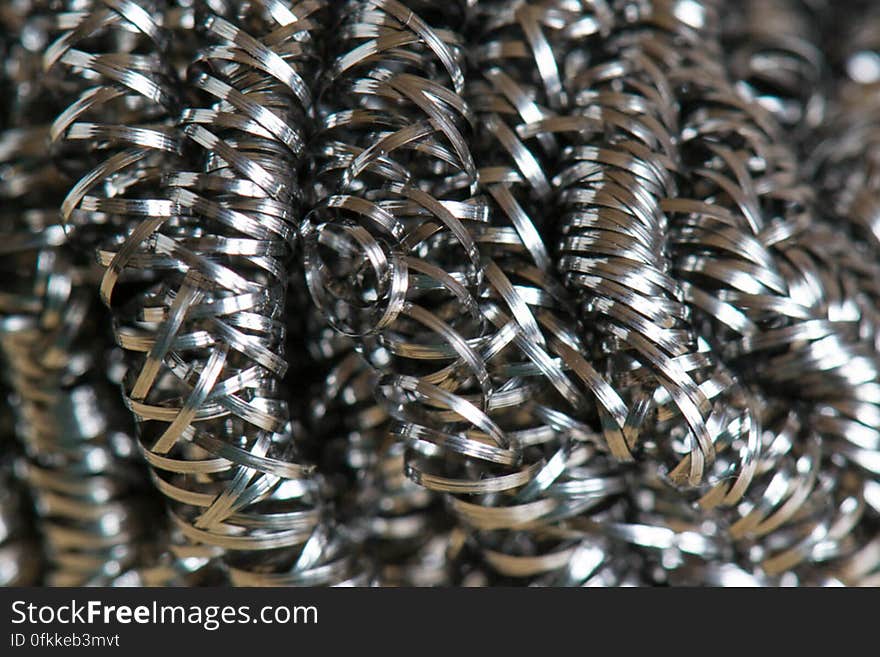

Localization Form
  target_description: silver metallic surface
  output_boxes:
[0,2,180,585]
[0,0,878,586]
[43,0,369,585]
[0,391,42,586]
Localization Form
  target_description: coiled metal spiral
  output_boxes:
[305,0,644,583]
[0,2,181,586]
[42,0,369,585]
[0,0,879,587]
[639,0,873,583]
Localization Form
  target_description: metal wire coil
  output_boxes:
[0,0,878,587]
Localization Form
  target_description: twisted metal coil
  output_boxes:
[548,1,739,492]
[304,0,645,583]
[652,0,873,582]
[306,0,511,579]
[0,3,183,586]
[42,0,370,585]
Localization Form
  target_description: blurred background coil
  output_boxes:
[0,1,186,586]
[0,389,43,586]
[721,0,827,136]
[306,316,454,585]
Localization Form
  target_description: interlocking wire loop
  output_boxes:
[0,0,878,587]
[44,0,371,585]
